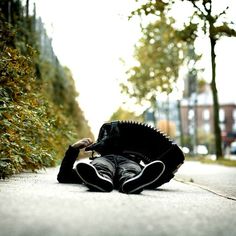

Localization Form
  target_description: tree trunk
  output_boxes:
[7,0,11,23]
[166,94,170,135]
[177,100,184,147]
[193,94,198,155]
[26,0,29,18]
[209,36,223,159]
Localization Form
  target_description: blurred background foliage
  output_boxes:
[0,0,93,178]
[109,107,144,123]
[119,0,236,159]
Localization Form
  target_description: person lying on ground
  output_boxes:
[57,138,165,194]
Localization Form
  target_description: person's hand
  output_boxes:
[71,138,93,150]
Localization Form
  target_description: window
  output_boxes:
[203,109,210,121]
[233,123,236,132]
[220,123,225,131]
[233,109,236,120]
[219,109,225,122]
[203,123,210,133]
[188,109,194,120]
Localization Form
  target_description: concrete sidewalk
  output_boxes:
[0,165,236,236]
[176,161,236,199]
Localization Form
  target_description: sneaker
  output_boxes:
[75,162,113,192]
[75,162,114,192]
[121,160,165,194]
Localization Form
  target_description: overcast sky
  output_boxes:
[35,0,236,136]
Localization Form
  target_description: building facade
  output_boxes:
[180,88,236,149]
[181,104,236,134]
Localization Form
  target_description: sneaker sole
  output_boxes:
[75,162,113,192]
[121,161,165,194]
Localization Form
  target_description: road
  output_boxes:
[0,162,236,236]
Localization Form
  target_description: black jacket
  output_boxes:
[57,146,82,184]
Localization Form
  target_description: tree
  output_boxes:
[130,0,236,159]
[109,107,144,122]
[122,13,187,111]
[181,0,236,158]
[157,119,176,138]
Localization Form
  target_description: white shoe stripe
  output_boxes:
[122,161,165,193]
[75,164,113,192]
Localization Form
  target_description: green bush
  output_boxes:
[0,15,93,179]
[0,46,75,178]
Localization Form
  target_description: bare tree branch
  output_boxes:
[202,0,211,15]
[189,0,205,16]
[215,6,229,21]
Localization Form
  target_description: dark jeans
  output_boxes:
[90,154,142,189]
[57,146,142,188]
